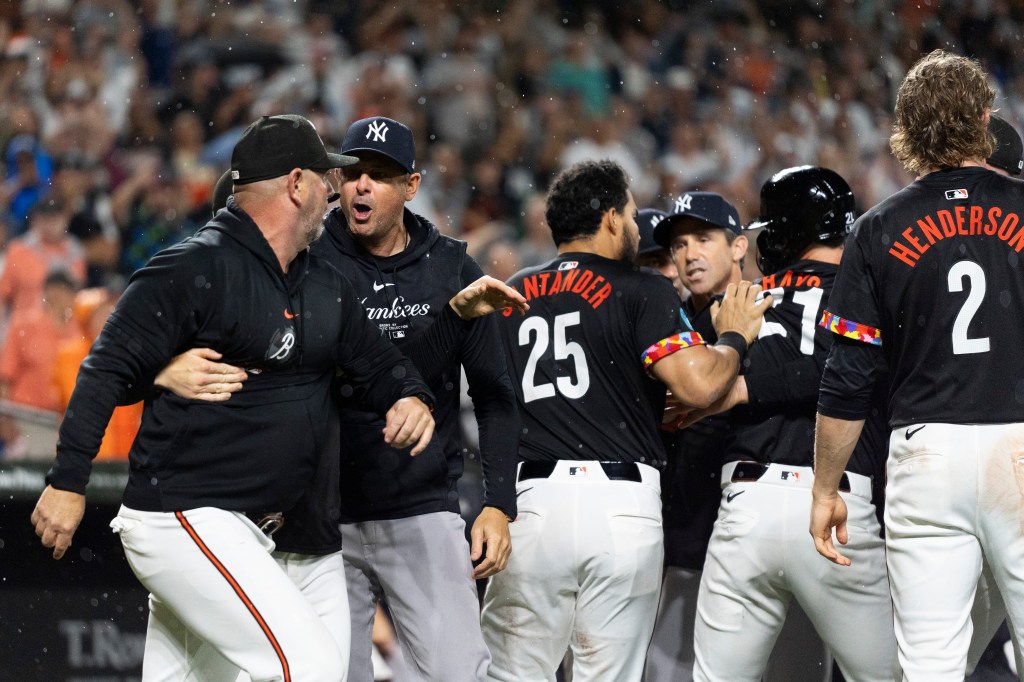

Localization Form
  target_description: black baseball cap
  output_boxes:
[988,115,1023,176]
[341,116,416,173]
[212,169,233,215]
[653,191,742,247]
[637,208,668,255]
[231,115,357,185]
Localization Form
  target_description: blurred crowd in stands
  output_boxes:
[0,0,1022,459]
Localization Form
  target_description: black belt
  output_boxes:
[730,461,851,493]
[518,461,642,482]
[245,511,285,537]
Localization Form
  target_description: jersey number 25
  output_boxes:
[518,312,591,402]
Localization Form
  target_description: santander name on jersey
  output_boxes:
[501,262,614,315]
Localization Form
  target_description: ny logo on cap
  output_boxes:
[675,194,693,213]
[650,213,664,228]
[367,120,389,143]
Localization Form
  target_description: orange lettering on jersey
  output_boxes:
[937,210,956,238]
[590,283,613,308]
[571,270,594,293]
[999,213,1019,241]
[988,207,1002,235]
[955,205,967,235]
[1009,223,1024,252]
[523,276,539,300]
[888,240,920,267]
[970,206,984,235]
[537,272,551,295]
[560,269,579,292]
[511,269,615,309]
[903,226,927,255]
[919,215,942,244]
[887,205,1024,267]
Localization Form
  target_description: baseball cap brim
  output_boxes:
[313,151,360,170]
[341,147,414,173]
[652,213,735,247]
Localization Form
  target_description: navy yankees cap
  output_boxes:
[653,191,742,247]
[341,116,416,173]
[988,115,1023,176]
[637,208,668,255]
[231,115,357,185]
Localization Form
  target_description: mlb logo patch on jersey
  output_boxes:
[569,466,588,476]
[945,188,969,200]
[559,261,578,271]
[780,470,800,481]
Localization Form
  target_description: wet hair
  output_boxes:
[544,159,629,246]
[890,50,995,175]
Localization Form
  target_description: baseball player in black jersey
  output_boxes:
[30,115,437,681]
[682,168,898,682]
[811,51,1024,681]
[479,160,771,682]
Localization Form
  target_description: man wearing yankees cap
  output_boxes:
[314,115,521,682]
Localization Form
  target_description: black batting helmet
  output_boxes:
[747,165,855,275]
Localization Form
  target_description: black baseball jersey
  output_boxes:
[824,167,1024,427]
[498,253,694,467]
[723,260,837,468]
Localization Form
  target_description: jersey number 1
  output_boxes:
[757,287,823,355]
[519,312,591,402]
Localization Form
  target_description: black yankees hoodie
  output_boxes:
[48,199,431,514]
[313,208,518,521]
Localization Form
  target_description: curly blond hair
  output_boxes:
[890,50,995,175]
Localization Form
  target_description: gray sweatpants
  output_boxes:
[342,512,490,682]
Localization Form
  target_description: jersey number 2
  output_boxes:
[519,312,591,402]
[947,260,990,355]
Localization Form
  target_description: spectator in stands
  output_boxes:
[53,286,140,460]
[48,152,121,289]
[0,269,78,412]
[0,198,84,320]
[110,151,200,276]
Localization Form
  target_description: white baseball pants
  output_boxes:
[885,422,1024,681]
[481,460,663,682]
[111,506,345,682]
[693,463,899,682]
